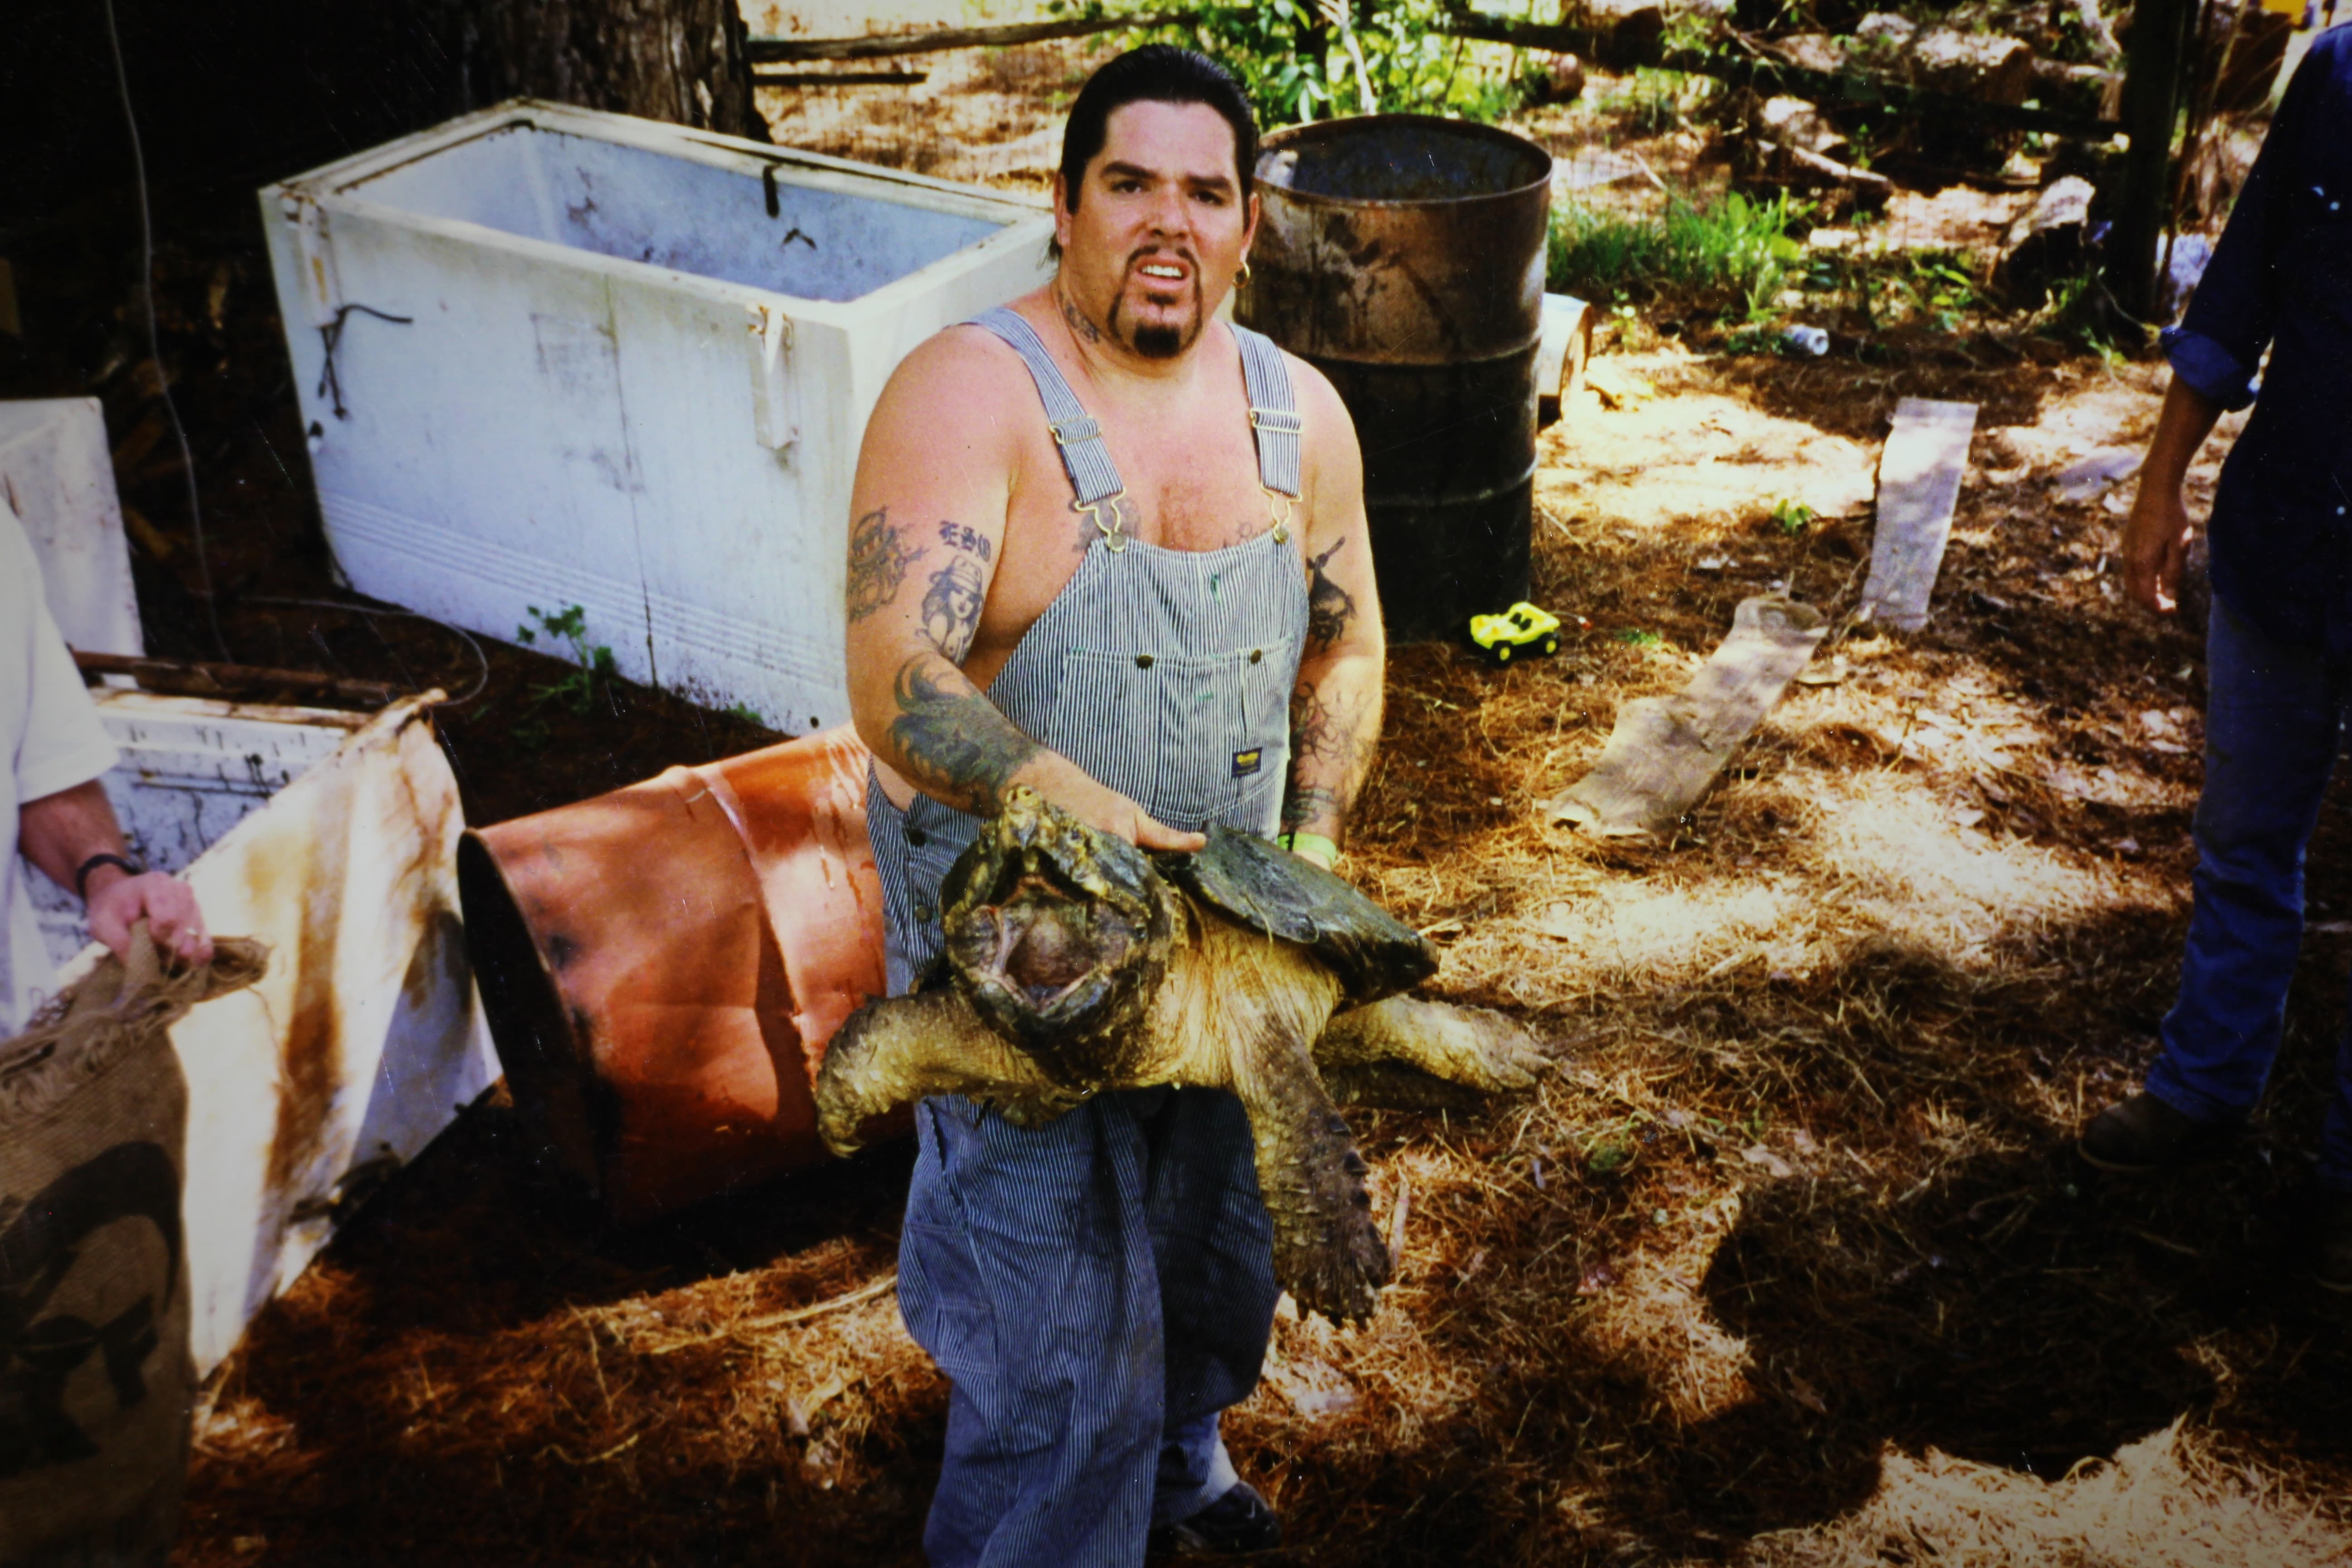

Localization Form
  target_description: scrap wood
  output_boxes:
[1859,398,1979,633]
[72,649,397,708]
[1541,596,1828,837]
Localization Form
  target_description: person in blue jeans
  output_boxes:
[2081,24,2352,1291]
[842,47,1385,1564]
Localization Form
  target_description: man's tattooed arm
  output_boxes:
[1304,538,1358,656]
[846,507,923,622]
[887,657,1042,812]
[1283,676,1380,840]
[921,521,992,662]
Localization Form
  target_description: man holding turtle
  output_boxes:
[842,44,1383,1565]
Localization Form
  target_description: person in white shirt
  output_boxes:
[3,504,210,1036]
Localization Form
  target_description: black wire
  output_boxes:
[245,597,493,707]
[101,0,229,662]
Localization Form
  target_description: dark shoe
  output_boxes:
[2077,1092,2239,1173]
[1153,1481,1282,1556]
[2318,1193,2352,1295]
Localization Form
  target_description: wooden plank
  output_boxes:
[71,649,397,707]
[745,12,1196,63]
[1541,596,1828,838]
[1859,397,1978,633]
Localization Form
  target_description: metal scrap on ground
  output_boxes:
[1542,596,1828,837]
[1859,397,1980,633]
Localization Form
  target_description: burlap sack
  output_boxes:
[0,932,264,1568]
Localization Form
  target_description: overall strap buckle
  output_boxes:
[1073,490,1131,552]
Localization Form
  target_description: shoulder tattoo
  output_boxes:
[847,507,924,622]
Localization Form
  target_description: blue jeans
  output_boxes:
[2146,596,2352,1192]
[898,1085,1278,1568]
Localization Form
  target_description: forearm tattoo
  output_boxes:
[1305,539,1357,655]
[922,523,991,662]
[889,657,1040,809]
[1285,681,1374,836]
[847,507,923,622]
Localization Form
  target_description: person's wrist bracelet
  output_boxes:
[1279,831,1340,868]
[74,852,144,901]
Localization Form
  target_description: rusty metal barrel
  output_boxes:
[1238,115,1553,642]
[456,727,888,1225]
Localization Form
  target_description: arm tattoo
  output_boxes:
[1305,539,1357,655]
[1285,682,1372,835]
[889,657,1040,808]
[1283,785,1346,835]
[847,507,923,622]
[921,554,987,662]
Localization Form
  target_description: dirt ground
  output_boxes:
[8,27,2350,1568]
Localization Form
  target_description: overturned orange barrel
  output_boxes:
[456,727,887,1225]
[1239,114,1553,642]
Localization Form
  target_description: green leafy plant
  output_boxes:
[514,603,618,717]
[723,700,766,726]
[1060,0,1542,127]
[1771,498,1816,535]
[1614,627,1663,647]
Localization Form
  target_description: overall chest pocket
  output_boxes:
[1046,643,1293,828]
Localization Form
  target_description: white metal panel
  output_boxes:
[0,398,144,657]
[29,691,366,965]
[262,100,1054,730]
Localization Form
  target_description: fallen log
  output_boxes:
[745,11,1195,63]
[1541,596,1828,838]
[1429,14,2121,137]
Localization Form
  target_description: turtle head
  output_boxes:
[940,786,1179,1076]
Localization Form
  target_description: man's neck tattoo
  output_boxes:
[1057,285,1105,348]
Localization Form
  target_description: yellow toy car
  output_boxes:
[1468,601,1562,665]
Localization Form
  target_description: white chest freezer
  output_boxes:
[261,100,1054,731]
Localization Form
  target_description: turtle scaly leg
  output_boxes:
[1226,1023,1392,1323]
[815,992,1063,1156]
[1314,995,1548,1095]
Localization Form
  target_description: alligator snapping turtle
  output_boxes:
[816,786,1547,1321]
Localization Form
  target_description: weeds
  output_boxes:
[512,603,619,745]
[1772,499,1817,535]
[1549,190,1808,320]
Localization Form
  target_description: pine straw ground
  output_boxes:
[177,341,2352,1565]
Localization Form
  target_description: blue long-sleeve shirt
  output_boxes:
[2162,23,2352,655]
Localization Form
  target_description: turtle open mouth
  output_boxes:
[938,787,1176,1063]
[957,863,1141,1014]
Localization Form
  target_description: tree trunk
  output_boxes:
[430,0,768,141]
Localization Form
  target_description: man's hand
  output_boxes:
[2119,372,2225,618]
[1014,755,1205,853]
[2121,484,2197,616]
[83,866,213,967]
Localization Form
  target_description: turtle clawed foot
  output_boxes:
[1410,999,1552,1094]
[1268,1125,1392,1324]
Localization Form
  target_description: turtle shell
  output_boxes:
[1155,827,1437,1006]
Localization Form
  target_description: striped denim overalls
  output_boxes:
[866,308,1310,1567]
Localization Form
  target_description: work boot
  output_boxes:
[2318,1192,2352,1295]
[1152,1481,1282,1557]
[2077,1092,2240,1174]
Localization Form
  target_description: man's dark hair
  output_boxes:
[1057,44,1259,218]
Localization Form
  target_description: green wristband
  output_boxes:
[1280,831,1340,867]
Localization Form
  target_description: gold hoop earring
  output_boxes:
[1236,260,1253,289]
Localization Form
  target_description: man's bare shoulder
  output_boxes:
[874,320,1034,426]
[1278,348,1362,469]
